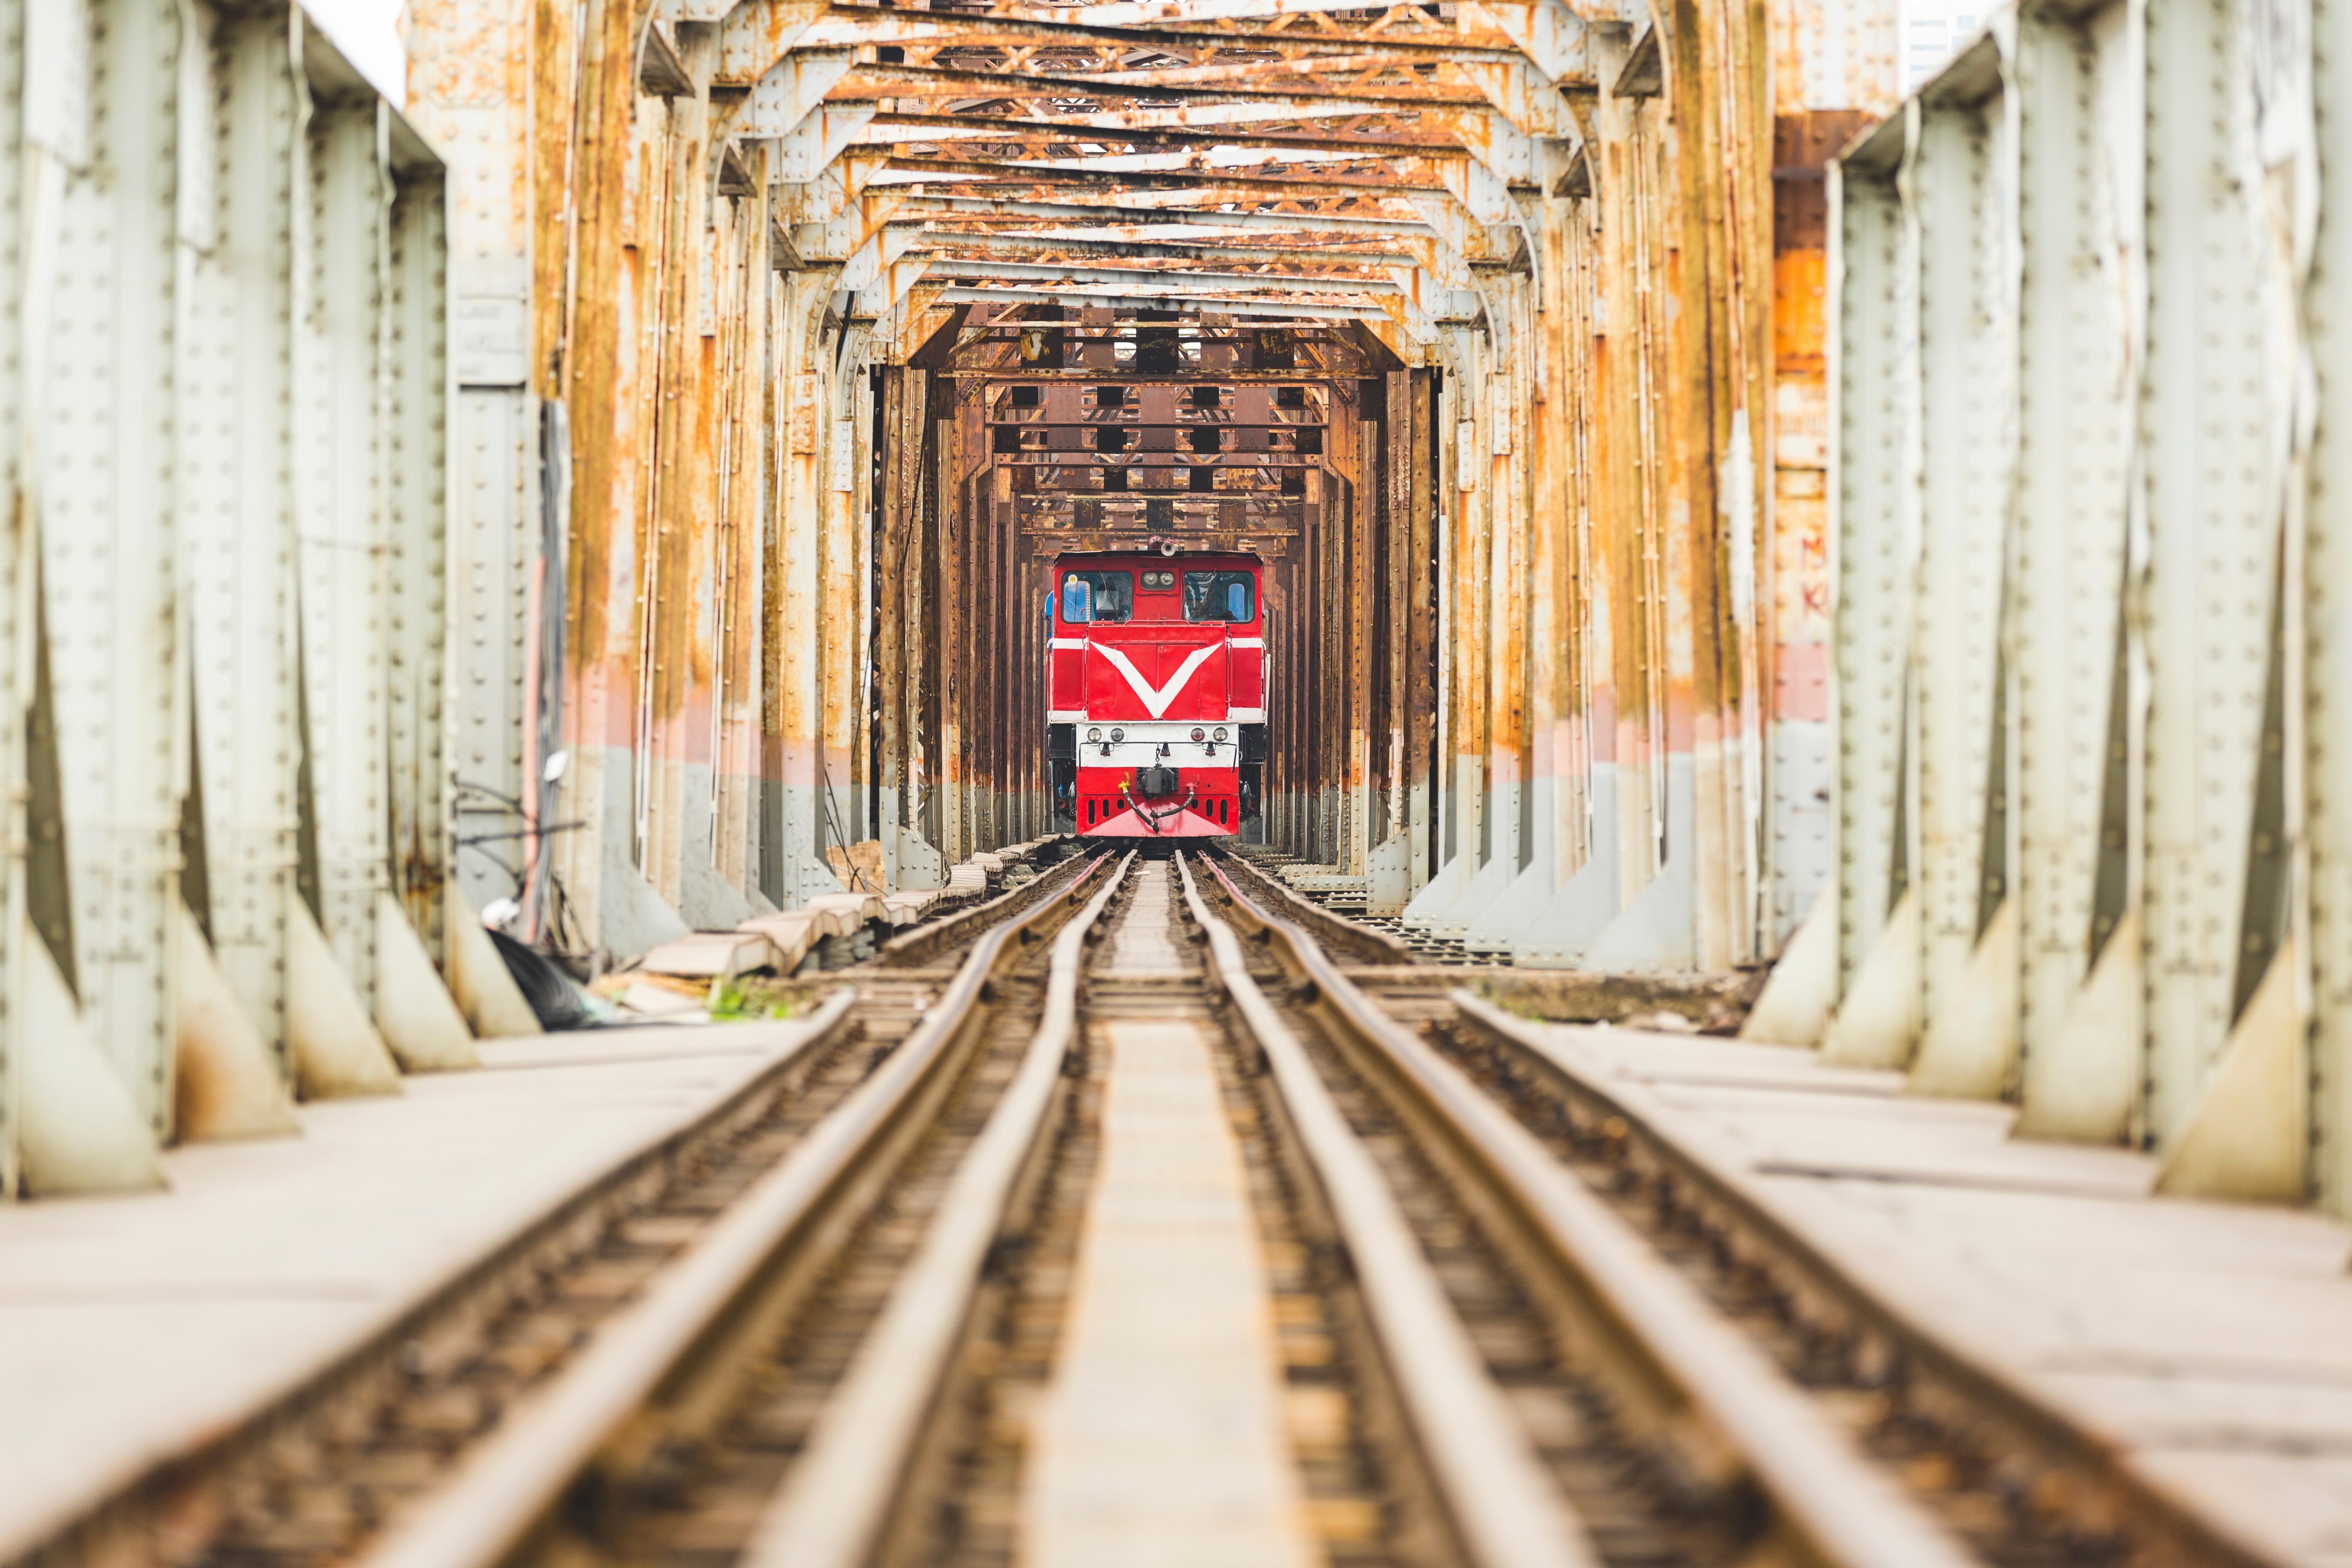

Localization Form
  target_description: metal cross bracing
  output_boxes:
[1795,0,2352,1218]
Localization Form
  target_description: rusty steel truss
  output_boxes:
[393,0,1851,984]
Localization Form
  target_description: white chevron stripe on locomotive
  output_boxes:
[1092,643,1220,719]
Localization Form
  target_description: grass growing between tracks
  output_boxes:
[709,978,829,1021]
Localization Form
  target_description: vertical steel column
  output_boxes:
[385,131,450,961]
[2010,4,2141,1139]
[1490,180,1613,964]
[848,351,875,844]
[1829,117,1915,1028]
[181,2,300,1069]
[1404,322,1489,923]
[292,82,391,1007]
[776,270,838,902]
[938,387,965,862]
[902,377,941,882]
[1368,369,1409,910]
[1488,300,1530,900]
[416,0,537,924]
[41,0,183,1133]
[1907,53,2019,1096]
[713,201,760,895]
[1766,112,1871,953]
[817,326,861,880]
[2139,0,2287,1146]
[0,0,23,1192]
[2313,0,2352,1213]
[1823,109,1931,1068]
[642,90,705,918]
[875,365,911,880]
[1406,367,1437,894]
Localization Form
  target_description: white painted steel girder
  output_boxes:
[0,0,26,1196]
[0,0,458,1194]
[37,0,185,1138]
[1829,0,2352,1213]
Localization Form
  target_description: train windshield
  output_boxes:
[1062,570,1133,623]
[1183,570,1255,623]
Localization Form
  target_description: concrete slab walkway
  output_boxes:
[0,1012,841,1561]
[1515,1022,2352,1568]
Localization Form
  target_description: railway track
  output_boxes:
[317,850,1984,1568]
[20,845,2281,1568]
[1200,850,2273,1568]
[15,852,1114,1568]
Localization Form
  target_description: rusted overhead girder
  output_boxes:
[929,287,1405,321]
[890,196,1463,232]
[717,0,1590,315]
[710,0,1602,71]
[924,261,1407,298]
[907,230,1423,270]
[870,157,1455,197]
[826,64,1499,109]
[776,2,1542,58]
[860,111,1474,155]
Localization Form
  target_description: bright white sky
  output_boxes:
[305,0,407,106]
[306,0,1974,151]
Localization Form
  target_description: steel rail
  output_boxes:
[355,853,1119,1568]
[1169,851,1599,1568]
[737,850,1134,1567]
[1198,856,1986,1568]
[1447,993,2297,1568]
[1211,848,1413,964]
[875,837,1085,966]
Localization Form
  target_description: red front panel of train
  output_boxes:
[1083,637,1228,723]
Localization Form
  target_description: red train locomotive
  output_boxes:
[1047,549,1266,839]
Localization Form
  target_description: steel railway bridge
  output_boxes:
[1,0,2349,1565]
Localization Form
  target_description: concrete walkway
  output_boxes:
[1517,1021,2352,1568]
[0,1014,840,1561]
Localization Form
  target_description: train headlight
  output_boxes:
[1213,727,1228,742]
[1086,727,1102,743]
[1109,728,1124,743]
[1191,728,1205,742]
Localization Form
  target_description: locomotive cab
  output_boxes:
[1047,549,1267,840]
